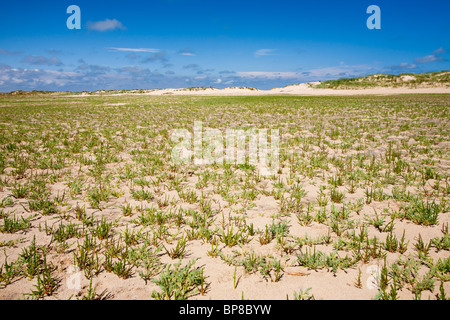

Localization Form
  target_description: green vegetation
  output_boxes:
[314,71,450,89]
[0,92,448,300]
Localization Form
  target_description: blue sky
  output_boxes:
[0,0,449,91]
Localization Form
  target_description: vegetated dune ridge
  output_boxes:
[62,71,450,96]
[70,84,450,97]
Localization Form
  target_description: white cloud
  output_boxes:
[237,71,299,79]
[87,19,126,32]
[237,64,374,80]
[385,62,417,71]
[305,64,375,78]
[109,47,160,53]
[0,48,22,55]
[414,54,444,64]
[178,49,195,56]
[432,47,447,55]
[22,55,63,66]
[183,64,200,70]
[254,49,276,57]
[0,66,81,89]
[0,64,211,92]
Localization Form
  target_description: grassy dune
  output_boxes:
[313,71,450,89]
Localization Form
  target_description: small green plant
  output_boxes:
[11,183,29,199]
[80,278,99,300]
[233,266,240,289]
[50,221,82,243]
[121,226,141,246]
[179,189,198,204]
[259,225,275,245]
[87,186,111,209]
[73,234,102,279]
[314,207,327,224]
[111,259,133,279]
[436,281,448,300]
[92,217,113,240]
[414,234,431,260]
[74,204,94,226]
[268,220,290,238]
[287,287,315,300]
[151,259,207,300]
[164,236,187,259]
[365,187,374,204]
[67,177,84,196]
[400,199,441,226]
[316,192,329,207]
[412,271,436,298]
[431,223,450,251]
[295,203,314,226]
[365,209,385,232]
[206,243,221,258]
[384,230,408,253]
[354,267,362,288]
[131,189,154,201]
[330,188,345,203]
[434,257,450,281]
[347,198,364,215]
[28,256,58,299]
[138,247,163,284]
[0,252,19,286]
[259,256,284,282]
[296,247,325,270]
[120,203,133,216]
[1,214,32,233]
[0,196,14,208]
[238,251,260,274]
[19,236,45,279]
[219,225,247,247]
[157,195,171,208]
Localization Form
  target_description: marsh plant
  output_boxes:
[151,259,207,300]
[0,92,448,300]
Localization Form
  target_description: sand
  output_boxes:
[69,83,450,97]
[0,89,449,301]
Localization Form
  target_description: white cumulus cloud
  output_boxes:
[414,54,444,64]
[109,47,160,53]
[87,19,126,32]
[254,49,276,57]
